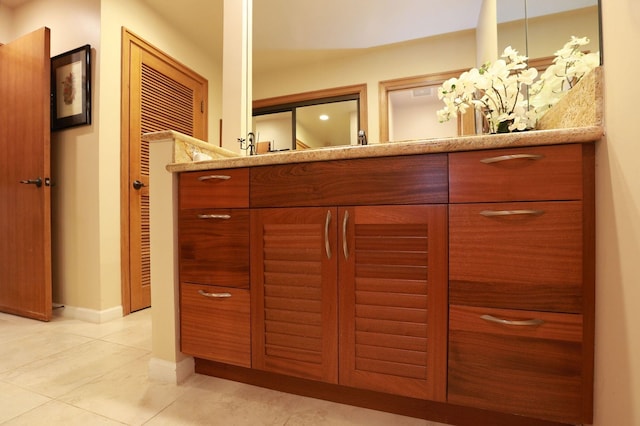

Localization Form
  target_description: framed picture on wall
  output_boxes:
[51,44,91,131]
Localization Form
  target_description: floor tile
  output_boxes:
[0,330,92,374]
[0,380,51,423]
[146,375,434,426]
[0,339,148,398]
[1,400,125,425]
[59,355,186,425]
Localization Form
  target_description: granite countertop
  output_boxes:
[144,126,604,173]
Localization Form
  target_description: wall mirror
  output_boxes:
[253,0,601,149]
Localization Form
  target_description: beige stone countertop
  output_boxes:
[145,126,604,173]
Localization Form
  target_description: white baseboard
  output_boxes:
[148,356,194,384]
[54,304,123,323]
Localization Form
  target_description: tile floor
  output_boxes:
[0,308,450,426]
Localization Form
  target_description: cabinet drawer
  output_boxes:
[179,168,249,209]
[449,144,586,203]
[448,305,589,424]
[250,154,448,207]
[449,201,583,313]
[180,283,251,367]
[179,209,249,288]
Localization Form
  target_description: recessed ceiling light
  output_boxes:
[319,114,329,121]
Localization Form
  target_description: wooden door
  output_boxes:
[121,29,207,313]
[251,207,339,383]
[0,28,52,321]
[338,205,448,401]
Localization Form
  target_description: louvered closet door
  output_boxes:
[251,207,339,383]
[338,205,448,401]
[125,32,207,312]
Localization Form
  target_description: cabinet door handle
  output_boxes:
[481,314,544,326]
[198,289,232,298]
[480,209,544,217]
[480,153,544,164]
[325,210,332,260]
[197,174,231,181]
[342,210,350,259]
[197,214,231,220]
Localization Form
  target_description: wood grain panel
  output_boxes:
[180,284,250,367]
[339,205,448,401]
[250,154,448,207]
[179,168,249,209]
[449,144,584,203]
[448,305,586,424]
[251,208,338,383]
[179,208,249,288]
[449,201,583,313]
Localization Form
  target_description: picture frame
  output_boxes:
[51,44,91,131]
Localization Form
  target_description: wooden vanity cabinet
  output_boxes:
[447,144,595,424]
[250,155,449,401]
[176,143,596,424]
[178,169,251,368]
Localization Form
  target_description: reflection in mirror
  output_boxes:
[387,87,457,141]
[253,100,359,152]
[252,0,602,146]
[253,84,366,152]
[253,0,480,146]
[379,71,476,142]
[497,0,600,65]
[296,101,358,149]
[253,111,292,152]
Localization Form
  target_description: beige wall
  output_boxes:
[596,2,640,425]
[3,0,222,314]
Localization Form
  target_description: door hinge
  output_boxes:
[201,100,204,113]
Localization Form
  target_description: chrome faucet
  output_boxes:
[238,132,256,155]
[358,130,368,145]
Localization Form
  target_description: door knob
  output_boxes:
[132,180,146,190]
[20,177,42,187]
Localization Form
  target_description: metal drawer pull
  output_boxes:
[481,314,544,326]
[480,209,543,217]
[197,214,231,220]
[342,210,350,259]
[197,174,231,181]
[198,289,232,298]
[325,210,332,260]
[480,153,544,164]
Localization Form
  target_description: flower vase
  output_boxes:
[496,120,513,134]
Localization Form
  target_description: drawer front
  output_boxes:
[250,154,448,207]
[449,144,585,203]
[449,201,583,313]
[180,283,251,367]
[179,168,249,209]
[448,305,589,424]
[179,209,249,288]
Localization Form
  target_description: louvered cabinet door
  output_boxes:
[251,207,339,383]
[338,205,448,401]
